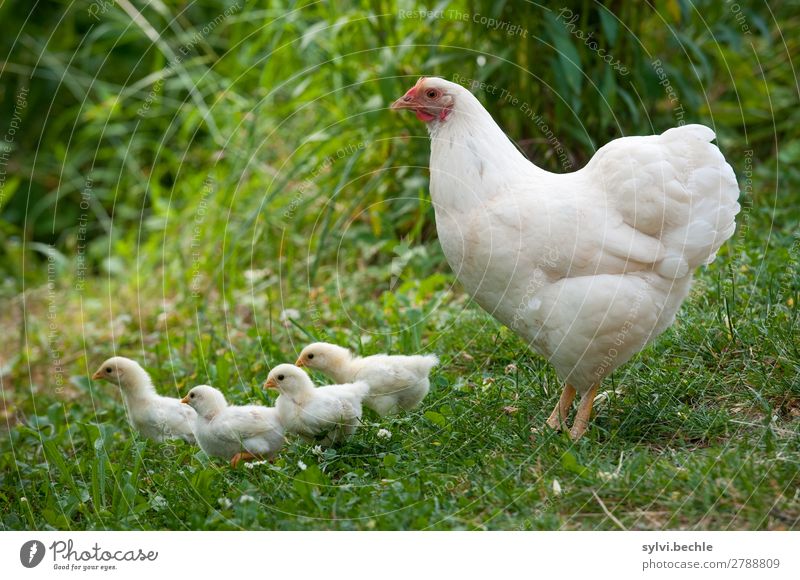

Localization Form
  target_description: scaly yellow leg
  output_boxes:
[546,383,577,431]
[569,384,599,440]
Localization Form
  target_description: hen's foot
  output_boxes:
[569,385,599,440]
[545,383,577,431]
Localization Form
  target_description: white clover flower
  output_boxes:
[218,498,233,509]
[150,495,168,511]
[597,471,619,481]
[238,494,256,504]
[376,428,392,440]
[279,308,300,322]
[297,460,308,471]
[245,460,269,469]
[311,445,324,457]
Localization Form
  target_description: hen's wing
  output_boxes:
[486,187,663,280]
[490,125,738,281]
[583,124,740,278]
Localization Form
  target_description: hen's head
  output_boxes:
[391,77,461,123]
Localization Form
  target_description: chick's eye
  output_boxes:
[277,374,284,381]
[105,367,112,373]
[426,89,438,99]
[190,393,195,398]
[307,354,314,360]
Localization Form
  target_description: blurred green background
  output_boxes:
[1,0,795,294]
[0,0,798,530]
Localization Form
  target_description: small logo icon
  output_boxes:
[20,540,45,568]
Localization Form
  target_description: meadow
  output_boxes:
[0,0,798,530]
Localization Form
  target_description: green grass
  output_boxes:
[1,0,799,530]
[2,230,798,530]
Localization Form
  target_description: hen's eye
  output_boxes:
[308,354,314,360]
[106,367,112,373]
[277,374,285,381]
[426,89,438,99]
[190,393,195,399]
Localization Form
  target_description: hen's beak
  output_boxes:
[264,377,278,390]
[294,357,305,367]
[391,78,425,111]
[91,370,104,380]
[180,395,190,404]
[391,92,418,111]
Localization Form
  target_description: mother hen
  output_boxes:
[391,77,740,439]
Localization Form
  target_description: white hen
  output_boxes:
[92,356,197,443]
[264,364,369,446]
[181,385,285,468]
[392,77,740,439]
[295,342,439,415]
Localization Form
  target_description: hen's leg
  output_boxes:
[569,385,599,440]
[230,452,259,468]
[546,384,577,431]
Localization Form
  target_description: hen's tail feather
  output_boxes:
[654,124,740,279]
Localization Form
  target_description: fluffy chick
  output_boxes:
[93,356,197,443]
[296,343,439,416]
[181,385,285,468]
[264,363,369,446]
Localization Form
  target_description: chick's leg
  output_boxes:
[569,384,599,440]
[230,452,260,468]
[546,384,577,431]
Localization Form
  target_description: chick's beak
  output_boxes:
[91,370,104,380]
[294,357,305,367]
[180,395,190,404]
[264,377,278,390]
